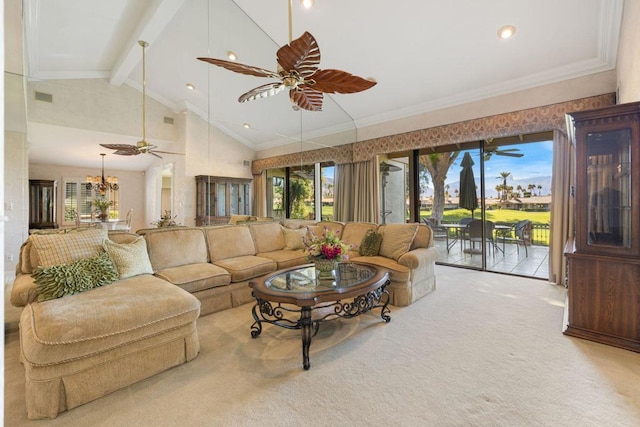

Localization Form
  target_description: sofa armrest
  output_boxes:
[397,247,437,269]
[11,273,39,307]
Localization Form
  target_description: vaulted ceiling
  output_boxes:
[22,0,624,170]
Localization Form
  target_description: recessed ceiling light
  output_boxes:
[243,123,251,129]
[186,83,195,90]
[497,25,516,39]
[227,51,237,61]
[300,0,314,9]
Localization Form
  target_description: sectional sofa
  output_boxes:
[11,220,436,418]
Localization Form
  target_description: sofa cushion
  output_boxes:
[378,224,418,260]
[212,255,276,282]
[249,222,286,253]
[256,249,308,270]
[307,221,344,241]
[411,223,432,250]
[32,253,119,302]
[350,256,411,282]
[145,228,209,270]
[154,263,231,293]
[19,275,200,367]
[341,222,378,250]
[282,228,307,250]
[103,236,154,279]
[205,226,256,261]
[29,228,108,267]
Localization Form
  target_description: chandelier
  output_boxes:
[86,153,118,196]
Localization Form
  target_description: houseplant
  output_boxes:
[304,227,350,280]
[92,197,112,221]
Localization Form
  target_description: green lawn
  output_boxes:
[423,208,550,226]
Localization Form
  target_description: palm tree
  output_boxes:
[420,152,460,223]
[497,171,511,201]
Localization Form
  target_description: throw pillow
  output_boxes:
[378,224,419,260]
[30,227,108,267]
[359,229,383,256]
[283,228,307,250]
[32,252,119,302]
[103,236,154,279]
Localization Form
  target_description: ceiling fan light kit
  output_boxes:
[101,40,184,158]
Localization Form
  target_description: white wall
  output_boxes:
[616,0,640,103]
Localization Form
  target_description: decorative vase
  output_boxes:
[98,209,109,222]
[314,259,337,282]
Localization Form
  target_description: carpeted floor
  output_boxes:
[5,265,640,426]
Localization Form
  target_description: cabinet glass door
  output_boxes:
[230,183,239,215]
[217,183,226,217]
[586,129,631,248]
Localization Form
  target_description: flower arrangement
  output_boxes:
[93,197,113,220]
[152,210,177,228]
[304,227,351,262]
[92,197,112,211]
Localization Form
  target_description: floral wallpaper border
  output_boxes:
[252,93,615,174]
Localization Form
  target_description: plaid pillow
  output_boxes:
[29,228,108,267]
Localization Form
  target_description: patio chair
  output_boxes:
[464,219,496,256]
[422,217,448,241]
[500,220,532,256]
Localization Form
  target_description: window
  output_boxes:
[265,163,334,220]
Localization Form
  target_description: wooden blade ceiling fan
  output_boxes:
[101,41,184,159]
[197,1,376,111]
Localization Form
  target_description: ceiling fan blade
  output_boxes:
[100,143,141,155]
[310,69,377,94]
[239,82,286,103]
[147,151,163,159]
[495,152,524,157]
[277,31,320,78]
[197,57,279,79]
[150,150,185,155]
[290,87,323,111]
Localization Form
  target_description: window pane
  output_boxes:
[267,169,285,219]
[64,182,78,222]
[320,164,334,221]
[289,165,315,220]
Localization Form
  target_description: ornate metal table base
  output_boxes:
[250,281,391,370]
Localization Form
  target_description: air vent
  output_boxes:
[34,91,53,103]
[243,160,251,167]
[163,116,174,125]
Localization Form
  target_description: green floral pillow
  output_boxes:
[32,252,119,302]
[359,229,383,256]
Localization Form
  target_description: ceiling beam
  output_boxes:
[109,0,186,86]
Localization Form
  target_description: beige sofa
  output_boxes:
[11,221,436,418]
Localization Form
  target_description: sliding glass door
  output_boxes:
[385,132,552,279]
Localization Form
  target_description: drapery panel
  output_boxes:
[549,129,574,285]
[252,172,266,217]
[334,161,378,223]
[334,163,353,222]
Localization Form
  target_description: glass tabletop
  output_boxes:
[266,263,377,293]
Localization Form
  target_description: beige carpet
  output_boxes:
[5,265,640,426]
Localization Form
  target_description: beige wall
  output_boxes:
[616,0,640,103]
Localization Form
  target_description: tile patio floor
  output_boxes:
[432,237,549,280]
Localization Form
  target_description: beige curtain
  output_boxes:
[549,129,574,286]
[334,163,354,222]
[334,160,378,223]
[353,160,378,223]
[253,172,266,217]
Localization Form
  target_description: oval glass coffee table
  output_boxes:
[249,263,390,370]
